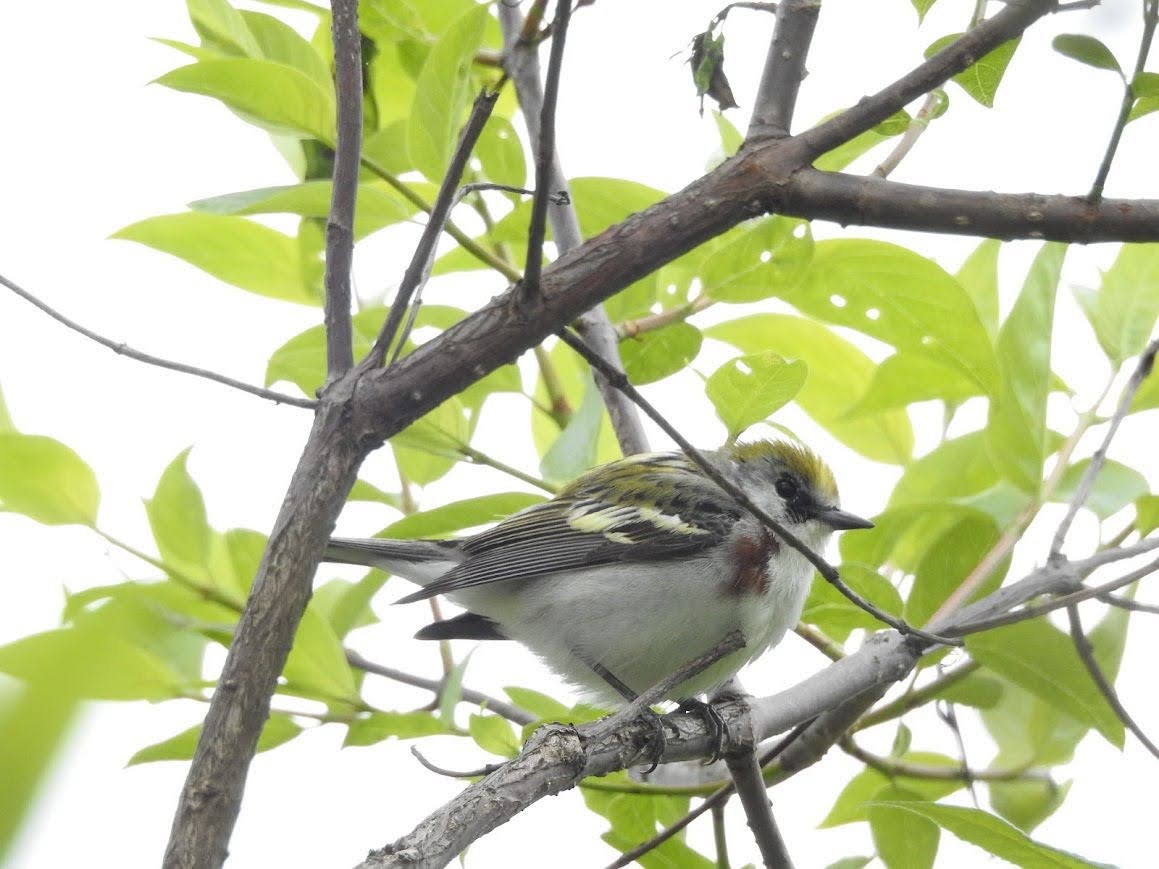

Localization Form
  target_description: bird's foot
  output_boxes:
[631,707,672,774]
[676,697,729,764]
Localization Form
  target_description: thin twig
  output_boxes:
[840,737,1048,783]
[711,801,730,869]
[617,295,715,339]
[1051,338,1159,557]
[1089,0,1159,202]
[872,90,944,178]
[747,0,821,140]
[522,0,572,299]
[853,661,980,732]
[793,624,846,662]
[725,749,794,868]
[410,746,504,779]
[369,89,502,367]
[344,648,535,726]
[458,444,559,493]
[1098,593,1159,615]
[0,272,316,409]
[558,328,957,648]
[322,0,361,378]
[1066,604,1159,760]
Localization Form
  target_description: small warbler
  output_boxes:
[326,439,872,706]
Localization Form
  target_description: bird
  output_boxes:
[325,439,873,708]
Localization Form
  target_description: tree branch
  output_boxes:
[0,272,316,409]
[724,750,794,868]
[746,0,821,141]
[499,2,650,455]
[840,737,1048,783]
[322,0,361,378]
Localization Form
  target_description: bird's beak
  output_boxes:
[817,507,875,530]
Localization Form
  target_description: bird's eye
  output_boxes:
[775,475,800,500]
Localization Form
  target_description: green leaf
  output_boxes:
[813,109,909,172]
[343,710,450,747]
[789,240,998,392]
[957,238,1001,340]
[187,0,261,55]
[1131,362,1159,412]
[474,115,526,188]
[540,376,607,483]
[1136,494,1159,535]
[910,0,939,21]
[869,786,939,869]
[890,431,1000,508]
[988,778,1070,833]
[934,672,1004,709]
[283,607,357,700]
[113,213,311,304]
[1074,243,1159,364]
[156,58,336,142]
[503,686,570,721]
[348,479,403,509]
[240,10,330,86]
[0,628,183,701]
[926,34,1021,107]
[619,323,702,385]
[821,753,964,827]
[870,802,1104,867]
[1051,458,1149,520]
[145,448,211,571]
[190,181,421,240]
[802,564,903,642]
[406,5,489,181]
[383,492,544,538]
[843,353,982,418]
[129,713,301,765]
[713,110,743,157]
[708,314,913,463]
[392,396,472,486]
[1052,34,1122,76]
[907,513,1003,627]
[310,578,379,638]
[0,433,99,526]
[0,383,14,432]
[986,243,1066,493]
[701,218,813,302]
[826,860,872,869]
[706,352,807,440]
[1134,71,1159,97]
[1127,95,1159,123]
[967,618,1124,748]
[468,713,520,758]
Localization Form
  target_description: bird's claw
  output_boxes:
[676,698,729,763]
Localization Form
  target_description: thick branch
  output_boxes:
[323,0,361,377]
[724,750,793,868]
[747,0,821,140]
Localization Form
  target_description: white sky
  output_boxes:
[1,1,1157,867]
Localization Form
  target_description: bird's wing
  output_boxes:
[396,453,741,603]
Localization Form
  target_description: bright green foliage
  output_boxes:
[5,2,1157,866]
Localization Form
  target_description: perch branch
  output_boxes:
[747,0,821,140]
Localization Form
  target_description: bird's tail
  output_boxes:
[324,537,460,586]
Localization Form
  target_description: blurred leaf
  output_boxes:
[701,218,813,303]
[967,619,1124,749]
[504,686,570,721]
[708,314,913,463]
[343,710,450,746]
[988,778,1070,833]
[1073,243,1159,364]
[841,504,989,575]
[541,376,606,483]
[789,239,997,392]
[146,448,211,572]
[1052,34,1122,76]
[283,607,357,700]
[826,860,872,869]
[934,672,1004,709]
[619,323,702,384]
[1134,71,1159,97]
[925,34,1020,107]
[891,432,1000,508]
[129,713,301,765]
[0,383,14,432]
[156,58,336,142]
[907,513,1003,627]
[844,353,981,418]
[114,213,311,304]
[821,753,963,827]
[469,713,520,757]
[474,116,526,188]
[870,802,1102,867]
[348,479,403,509]
[1136,494,1159,535]
[813,109,908,172]
[713,110,743,157]
[1129,96,1159,123]
[1050,458,1149,520]
[869,785,939,869]
[957,238,1001,340]
[706,353,807,441]
[190,181,420,240]
[310,578,379,639]
[803,564,903,642]
[240,10,330,85]
[1131,363,1159,412]
[188,0,261,55]
[406,5,489,181]
[0,433,99,526]
[911,0,939,21]
[391,397,472,486]
[383,492,544,538]
[986,243,1066,492]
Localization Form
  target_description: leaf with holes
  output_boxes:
[787,240,998,392]
[701,217,813,302]
[708,314,913,463]
[619,323,702,384]
[706,353,807,441]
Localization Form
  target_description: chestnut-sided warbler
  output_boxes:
[326,439,872,706]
